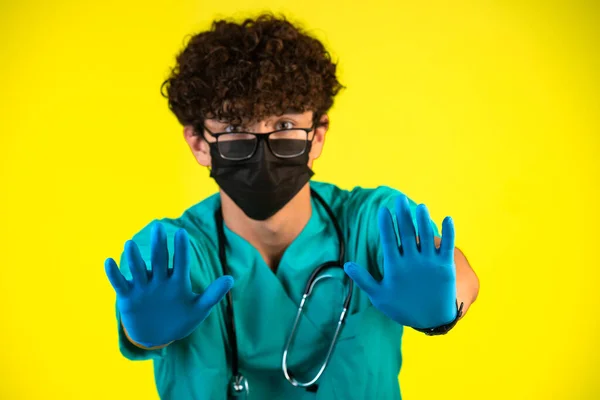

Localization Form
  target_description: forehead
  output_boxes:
[206,110,314,126]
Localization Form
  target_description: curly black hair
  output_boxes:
[161,13,344,129]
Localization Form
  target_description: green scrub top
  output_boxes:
[115,181,440,400]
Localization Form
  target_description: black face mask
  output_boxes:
[208,140,314,221]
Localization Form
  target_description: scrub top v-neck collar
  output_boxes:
[217,193,338,344]
[219,194,324,279]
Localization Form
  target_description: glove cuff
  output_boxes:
[411,301,464,336]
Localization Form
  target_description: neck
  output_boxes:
[220,184,312,270]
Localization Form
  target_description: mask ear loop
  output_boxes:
[197,124,209,170]
[306,114,322,151]
[195,122,216,174]
[313,111,329,130]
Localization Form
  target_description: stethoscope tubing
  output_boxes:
[217,188,351,398]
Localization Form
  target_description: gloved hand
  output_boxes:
[105,222,234,348]
[344,195,458,329]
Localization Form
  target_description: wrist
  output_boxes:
[411,301,464,336]
[121,321,172,350]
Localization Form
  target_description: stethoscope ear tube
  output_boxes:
[282,268,352,389]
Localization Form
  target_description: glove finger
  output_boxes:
[394,195,418,256]
[378,207,399,267]
[150,222,169,281]
[172,228,191,284]
[124,240,148,285]
[104,258,129,296]
[439,216,456,259]
[195,276,234,316]
[416,204,435,256]
[344,262,378,296]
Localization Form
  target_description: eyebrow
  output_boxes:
[205,110,313,131]
[274,114,304,122]
[281,108,305,115]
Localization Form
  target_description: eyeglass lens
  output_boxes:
[217,130,308,160]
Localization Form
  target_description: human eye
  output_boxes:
[223,124,245,133]
[276,120,295,130]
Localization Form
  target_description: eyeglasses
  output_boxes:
[202,125,315,161]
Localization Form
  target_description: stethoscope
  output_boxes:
[214,188,353,398]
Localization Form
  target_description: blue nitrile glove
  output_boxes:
[344,194,458,330]
[104,222,234,348]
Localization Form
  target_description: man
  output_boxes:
[105,13,480,400]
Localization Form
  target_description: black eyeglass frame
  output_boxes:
[200,123,317,161]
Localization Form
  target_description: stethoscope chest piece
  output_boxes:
[229,374,249,397]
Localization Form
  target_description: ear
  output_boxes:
[183,125,211,167]
[308,114,329,163]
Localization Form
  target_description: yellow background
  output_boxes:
[1,0,598,399]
